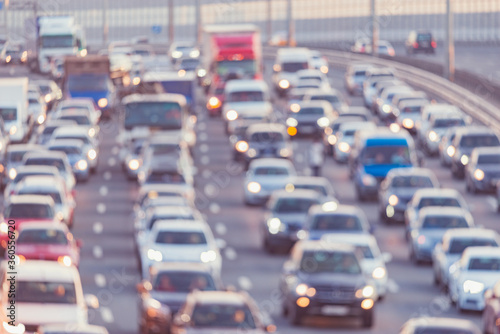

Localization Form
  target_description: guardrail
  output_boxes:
[263,46,500,134]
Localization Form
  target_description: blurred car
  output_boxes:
[405,30,436,54]
[295,80,321,91]
[296,69,330,91]
[205,81,225,117]
[303,88,348,114]
[286,87,313,107]
[0,195,57,253]
[405,188,468,240]
[138,162,194,197]
[432,228,499,288]
[375,85,414,121]
[243,158,297,206]
[309,50,329,74]
[38,324,109,334]
[393,99,428,135]
[439,127,464,167]
[450,126,500,179]
[140,220,221,279]
[323,114,369,155]
[34,119,78,146]
[171,290,274,334]
[333,122,377,162]
[303,203,372,240]
[362,68,395,107]
[390,91,428,117]
[2,42,27,64]
[378,167,439,224]
[287,176,336,202]
[344,63,373,95]
[48,139,90,182]
[483,280,500,334]
[175,57,200,73]
[415,103,462,146]
[262,189,322,253]
[135,184,195,210]
[0,260,98,332]
[22,150,76,192]
[137,262,224,333]
[15,222,81,267]
[118,127,150,180]
[229,120,257,161]
[14,175,76,227]
[321,233,391,299]
[54,98,101,125]
[377,40,395,56]
[52,110,99,137]
[465,147,500,193]
[3,165,60,198]
[235,123,292,167]
[351,38,372,54]
[409,207,474,264]
[3,144,44,189]
[272,47,312,96]
[448,246,500,312]
[279,241,376,327]
[50,56,64,81]
[286,101,336,138]
[33,79,62,109]
[169,42,199,62]
[399,317,480,334]
[423,113,467,156]
[28,93,47,126]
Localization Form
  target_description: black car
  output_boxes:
[280,241,376,327]
[405,30,436,54]
[286,101,336,137]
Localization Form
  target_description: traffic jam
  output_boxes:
[0,12,499,334]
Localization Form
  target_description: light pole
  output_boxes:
[102,0,108,46]
[286,0,294,46]
[168,0,174,44]
[371,0,378,56]
[195,0,201,45]
[444,0,455,81]
[266,0,272,43]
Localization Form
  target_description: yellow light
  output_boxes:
[296,297,310,308]
[58,255,72,267]
[98,98,108,108]
[474,169,485,181]
[88,149,97,160]
[461,155,469,165]
[386,205,394,218]
[338,142,351,153]
[447,145,456,157]
[247,149,257,157]
[320,65,328,74]
[388,194,399,206]
[128,159,140,171]
[148,191,158,199]
[9,126,17,135]
[306,287,316,297]
[226,110,238,121]
[361,299,374,310]
[382,104,392,114]
[56,212,64,221]
[402,118,414,129]
[362,285,375,298]
[247,182,261,193]
[235,141,249,153]
[273,64,281,72]
[5,55,11,63]
[290,103,301,113]
[279,79,290,89]
[80,49,88,57]
[285,183,295,192]
[44,94,52,103]
[15,255,26,265]
[133,77,141,85]
[208,96,221,109]
[0,164,4,173]
[178,69,186,77]
[8,168,16,180]
[287,127,297,136]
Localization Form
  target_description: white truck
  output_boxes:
[26,16,86,73]
[0,78,32,143]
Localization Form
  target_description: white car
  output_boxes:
[309,50,329,74]
[272,48,312,96]
[415,104,462,147]
[0,260,98,333]
[423,113,467,156]
[51,126,99,173]
[244,158,297,206]
[296,69,331,91]
[53,98,101,125]
[344,63,373,95]
[140,220,221,279]
[321,233,391,299]
[448,246,500,311]
[432,228,500,288]
[334,122,376,162]
[28,93,47,126]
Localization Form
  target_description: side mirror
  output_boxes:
[84,294,99,309]
[381,252,392,263]
[76,239,83,248]
[136,280,152,294]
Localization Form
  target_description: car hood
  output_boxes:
[272,212,308,225]
[364,164,412,178]
[154,245,209,262]
[18,303,84,326]
[297,272,365,287]
[223,101,272,116]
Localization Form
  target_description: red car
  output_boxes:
[483,281,500,334]
[206,82,225,117]
[14,222,81,267]
[0,195,58,253]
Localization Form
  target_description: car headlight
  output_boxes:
[189,50,200,58]
[382,104,392,113]
[280,148,291,157]
[389,123,401,133]
[76,159,88,171]
[328,134,337,145]
[474,169,485,181]
[428,130,438,142]
[417,235,426,245]
[462,280,484,294]
[207,96,221,109]
[226,109,238,121]
[98,98,108,108]
[87,149,97,160]
[267,218,285,234]
[235,141,249,153]
[37,114,46,125]
[247,148,257,157]
[286,118,298,127]
[320,65,328,74]
[321,201,338,212]
[197,68,207,78]
[317,117,330,128]
[295,283,309,296]
[338,142,350,153]
[9,126,17,136]
[88,128,96,138]
[402,118,414,129]
[460,155,469,165]
[57,255,72,266]
[247,181,261,193]
[144,298,170,318]
[0,222,7,234]
[8,168,16,180]
[279,79,290,89]
[447,145,456,157]
[287,127,297,136]
[200,250,217,263]
[361,174,377,186]
[290,103,300,113]
[356,285,375,298]
[172,51,182,58]
[372,267,387,279]
[147,249,163,262]
[133,77,141,85]
[388,194,399,206]
[128,159,140,171]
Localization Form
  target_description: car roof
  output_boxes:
[44,119,78,127]
[413,188,461,199]
[7,194,55,205]
[56,110,91,117]
[247,123,286,134]
[270,189,321,200]
[24,150,67,160]
[290,176,329,186]
[10,260,79,282]
[14,165,59,174]
[386,167,436,178]
[309,203,361,216]
[418,206,471,218]
[151,206,196,215]
[463,246,500,259]
[339,122,376,132]
[321,233,377,247]
[143,70,196,82]
[297,69,324,77]
[295,240,357,253]
[53,126,91,136]
[443,228,498,241]
[224,80,268,92]
[249,158,294,169]
[297,100,333,110]
[305,88,341,96]
[149,134,183,145]
[7,144,44,152]
[357,127,412,141]
[455,126,497,136]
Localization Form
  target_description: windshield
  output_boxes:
[362,145,411,165]
[67,74,108,92]
[58,115,90,125]
[40,35,74,48]
[293,184,328,196]
[413,328,475,334]
[227,91,264,102]
[392,176,434,188]
[13,172,54,184]
[300,251,361,274]
[311,214,363,232]
[5,203,53,219]
[49,146,82,155]
[282,62,308,72]
[433,118,465,128]
[38,85,51,95]
[310,95,339,104]
[149,214,195,229]
[298,107,324,115]
[0,108,17,121]
[159,81,193,99]
[354,70,367,76]
[180,59,199,70]
[25,158,65,172]
[15,281,76,304]
[355,246,375,259]
[249,132,284,143]
[18,229,67,245]
[449,238,498,254]
[153,272,215,292]
[29,98,39,104]
[418,197,461,209]
[217,59,256,76]
[146,172,185,184]
[402,106,422,114]
[459,135,500,148]
[254,167,289,176]
[124,102,182,130]
[151,144,180,155]
[155,231,207,245]
[191,304,256,329]
[421,216,468,229]
[273,198,318,213]
[468,257,500,271]
[478,154,500,164]
[417,33,432,41]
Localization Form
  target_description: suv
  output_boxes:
[405,30,436,54]
[279,241,376,327]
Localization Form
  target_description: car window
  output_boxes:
[300,251,361,274]
[391,176,434,188]
[153,272,216,292]
[25,158,65,172]
[254,167,289,176]
[15,281,77,304]
[282,62,308,72]
[191,304,256,329]
[417,33,432,41]
[273,198,318,213]
[155,231,207,245]
[468,257,500,271]
[433,118,465,128]
[17,229,67,245]
[149,214,195,229]
[151,144,180,155]
[5,203,53,219]
[49,146,82,155]
[227,91,264,102]
[146,172,185,184]
[421,216,468,229]
[413,327,475,334]
[311,214,363,232]
[43,126,59,135]
[58,115,90,125]
[298,107,324,115]
[293,184,328,196]
[361,146,411,165]
[56,135,91,145]
[310,95,339,104]
[417,197,461,209]
[448,238,497,254]
[477,154,500,164]
[8,151,29,163]
[355,245,375,259]
[459,135,500,148]
[249,132,284,143]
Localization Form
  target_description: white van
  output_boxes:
[272,48,312,96]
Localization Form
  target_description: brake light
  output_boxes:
[431,41,437,48]
[360,46,365,53]
[413,42,419,48]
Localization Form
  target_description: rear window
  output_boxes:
[310,95,339,103]
[433,118,465,128]
[56,135,90,145]
[417,33,432,41]
[311,214,363,232]
[478,154,500,164]
[149,214,195,229]
[18,190,62,204]
[155,231,207,244]
[153,272,216,292]
[448,238,498,254]
[273,197,318,213]
[227,91,264,103]
[8,151,29,163]
[49,146,82,155]
[282,62,308,72]
[25,158,65,171]
[413,327,475,334]
[5,203,53,219]
[468,257,500,271]
[391,176,434,188]
[418,197,461,209]
[459,135,500,148]
[354,70,366,76]
[254,167,289,176]
[42,126,59,135]
[18,229,67,245]
[146,172,185,184]
[421,216,468,229]
[249,132,284,143]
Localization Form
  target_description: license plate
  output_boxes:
[301,126,314,133]
[321,305,349,316]
[420,41,429,47]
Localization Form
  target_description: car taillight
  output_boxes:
[360,46,365,53]
[413,42,419,48]
[431,41,437,48]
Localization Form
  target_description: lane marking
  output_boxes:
[95,274,106,288]
[200,155,210,165]
[209,203,220,214]
[99,186,108,196]
[238,276,253,290]
[198,123,207,131]
[97,203,107,214]
[204,183,217,197]
[224,247,237,260]
[93,246,103,259]
[103,171,112,180]
[111,146,120,155]
[100,307,114,323]
[215,222,227,235]
[108,157,116,167]
[199,143,209,153]
[202,169,212,179]
[93,222,103,234]
[387,279,400,293]
[199,133,208,141]
[487,196,497,211]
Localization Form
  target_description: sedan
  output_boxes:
[286,101,336,138]
[3,165,60,198]
[423,113,467,156]
[34,119,78,146]
[28,94,48,126]
[344,63,373,96]
[51,126,100,173]
[399,317,480,334]
[47,139,91,182]
[333,121,376,162]
[287,176,336,202]
[304,88,348,114]
[244,158,296,206]
[466,147,500,193]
